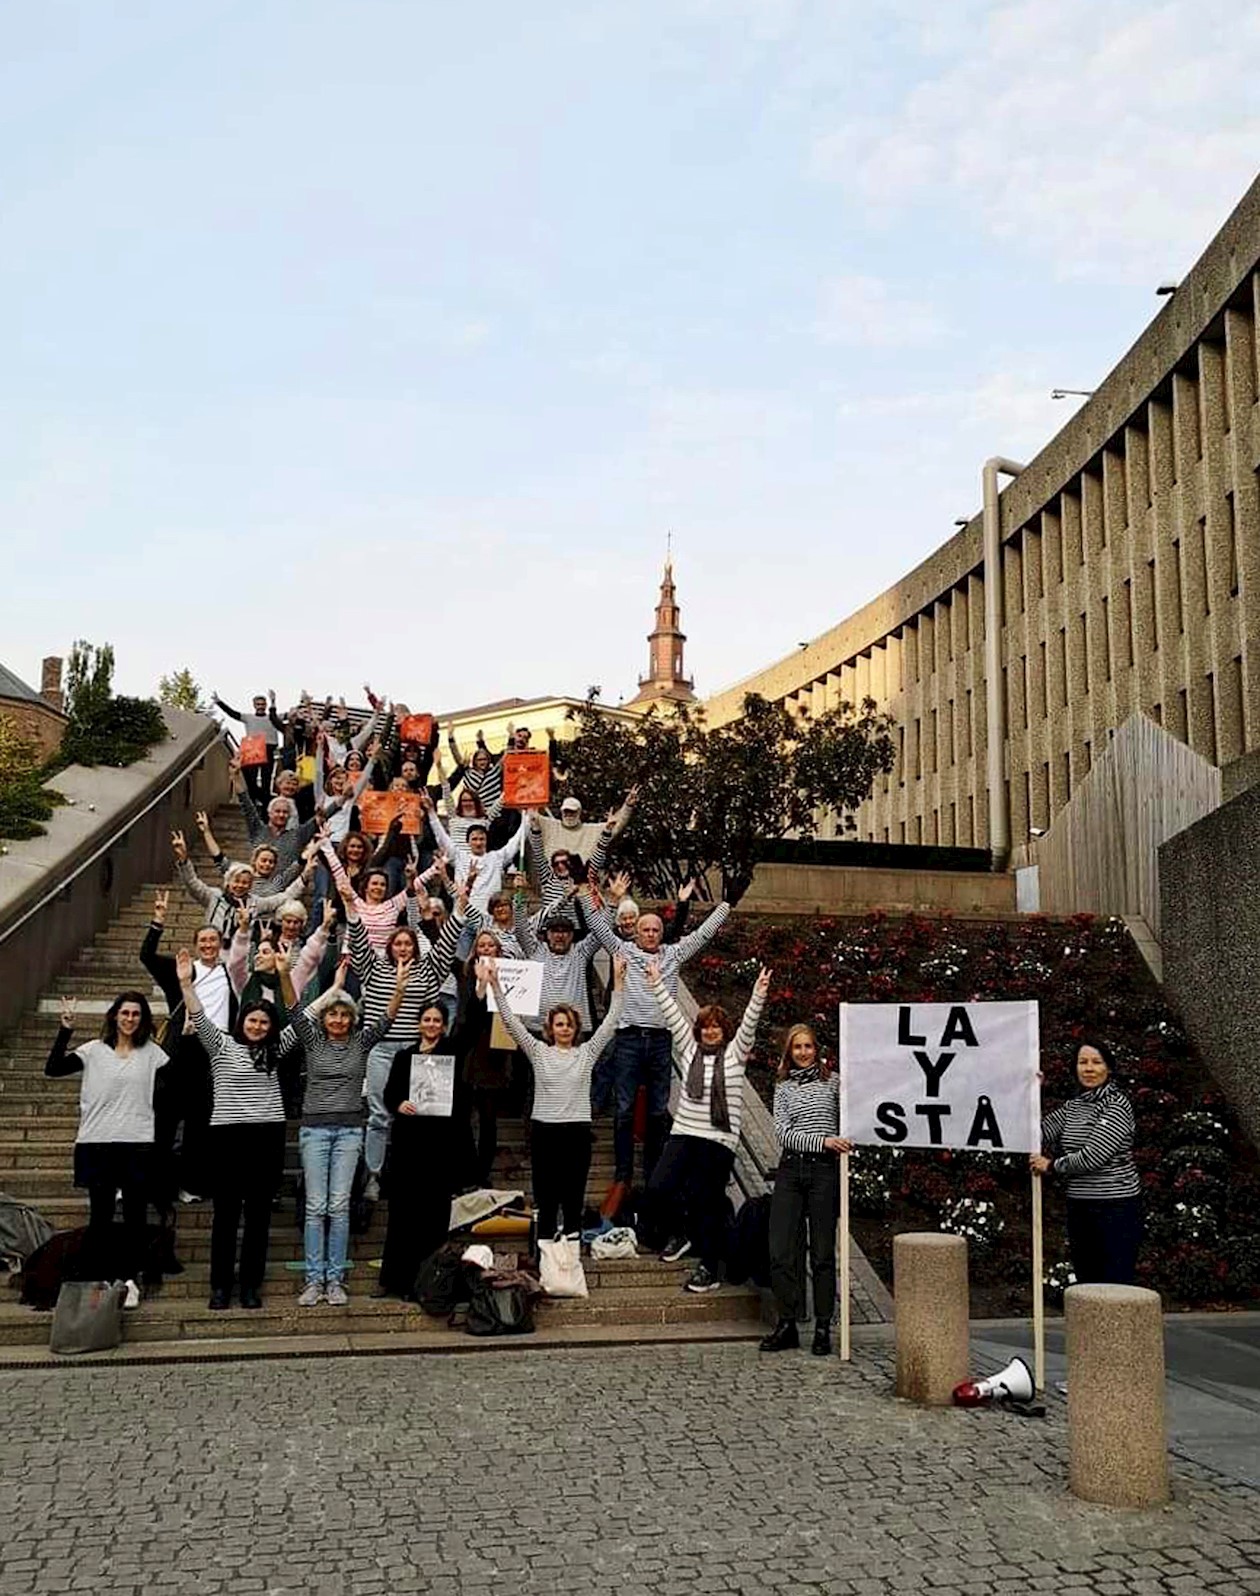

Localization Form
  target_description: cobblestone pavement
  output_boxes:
[2,1345,1258,1596]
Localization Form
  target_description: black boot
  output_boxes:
[811,1321,832,1356]
[759,1318,799,1353]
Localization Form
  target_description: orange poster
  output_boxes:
[238,734,268,768]
[502,750,550,808]
[357,791,423,836]
[399,713,434,746]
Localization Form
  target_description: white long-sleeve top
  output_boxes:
[425,811,528,910]
[650,982,765,1151]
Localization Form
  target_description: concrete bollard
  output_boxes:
[1065,1284,1169,1507]
[894,1232,969,1405]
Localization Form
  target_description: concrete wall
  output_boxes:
[0,711,227,1039]
[706,173,1260,857]
[1160,785,1260,1147]
[734,861,1016,918]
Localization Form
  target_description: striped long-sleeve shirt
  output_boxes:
[1041,1083,1140,1200]
[192,1009,301,1127]
[528,823,610,918]
[590,903,731,1029]
[497,995,624,1123]
[321,845,410,952]
[290,1009,391,1127]
[773,1069,840,1153]
[651,982,765,1151]
[347,909,464,1047]
[513,904,600,1033]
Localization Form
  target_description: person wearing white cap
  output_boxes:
[536,787,638,867]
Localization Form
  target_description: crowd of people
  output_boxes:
[45,690,1142,1339]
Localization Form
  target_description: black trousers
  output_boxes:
[531,1120,593,1238]
[1066,1195,1143,1285]
[242,754,275,808]
[470,1087,504,1187]
[769,1150,838,1321]
[381,1120,456,1298]
[647,1135,734,1270]
[208,1123,286,1294]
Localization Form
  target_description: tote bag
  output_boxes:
[49,1280,125,1355]
[538,1235,588,1299]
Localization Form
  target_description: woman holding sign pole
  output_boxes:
[1030,1041,1142,1285]
[763,1024,851,1356]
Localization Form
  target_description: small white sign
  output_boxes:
[408,1055,456,1117]
[840,1001,1041,1154]
[485,958,545,1018]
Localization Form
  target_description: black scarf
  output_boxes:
[686,1044,730,1135]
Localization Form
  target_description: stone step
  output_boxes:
[0,1281,763,1347]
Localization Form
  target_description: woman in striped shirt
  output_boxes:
[1031,1040,1142,1285]
[644,963,770,1295]
[762,1025,850,1356]
[176,948,303,1311]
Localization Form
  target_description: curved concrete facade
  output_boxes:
[707,175,1260,853]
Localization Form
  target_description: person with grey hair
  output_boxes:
[291,957,411,1306]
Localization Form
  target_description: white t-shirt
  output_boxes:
[73,1040,168,1145]
[194,961,232,1029]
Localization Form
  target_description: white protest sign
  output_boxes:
[408,1055,455,1117]
[840,1001,1040,1153]
[485,959,545,1018]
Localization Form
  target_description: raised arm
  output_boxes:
[670,900,731,965]
[645,964,695,1059]
[212,693,243,725]
[226,911,252,995]
[583,968,626,1057]
[177,949,228,1060]
[424,801,455,861]
[512,894,540,957]
[730,968,770,1067]
[194,810,223,863]
[140,891,182,1010]
[484,962,547,1067]
[494,811,529,866]
[172,839,216,910]
[606,785,638,841]
[46,999,85,1077]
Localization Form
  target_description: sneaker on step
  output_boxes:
[297,1283,324,1308]
[325,1282,349,1308]
[177,1189,202,1205]
[122,1280,141,1311]
[660,1236,691,1263]
[363,1174,381,1203]
[684,1264,721,1294]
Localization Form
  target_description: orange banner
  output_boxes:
[357,790,423,836]
[399,713,434,746]
[502,750,550,809]
[238,734,268,768]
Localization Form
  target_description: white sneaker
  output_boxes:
[122,1280,141,1311]
[177,1189,202,1205]
[297,1283,324,1308]
[325,1282,349,1307]
[363,1175,381,1203]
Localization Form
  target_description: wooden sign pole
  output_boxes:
[838,1152,851,1362]
[1031,1170,1046,1392]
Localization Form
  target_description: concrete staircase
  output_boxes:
[0,801,765,1360]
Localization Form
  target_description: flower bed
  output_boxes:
[696,910,1260,1314]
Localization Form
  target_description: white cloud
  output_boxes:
[815,272,951,348]
[810,0,1260,283]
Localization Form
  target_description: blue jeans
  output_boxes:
[299,1125,364,1285]
[365,1040,397,1176]
[609,1026,673,1183]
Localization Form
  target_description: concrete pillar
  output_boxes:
[1065,1284,1169,1507]
[893,1233,969,1405]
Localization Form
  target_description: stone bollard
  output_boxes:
[894,1232,969,1405]
[1065,1284,1169,1507]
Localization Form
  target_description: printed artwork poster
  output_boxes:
[485,958,545,1018]
[357,790,422,836]
[840,1001,1041,1154]
[238,733,268,768]
[502,750,550,809]
[408,1055,455,1117]
[399,714,435,746]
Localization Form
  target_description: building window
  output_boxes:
[1059,628,1068,706]
[1063,750,1072,802]
[1206,672,1219,764]
[1198,516,1210,615]
[1122,579,1134,667]
[1101,596,1111,681]
[1079,612,1090,693]
[1172,539,1184,634]
[1226,492,1239,596]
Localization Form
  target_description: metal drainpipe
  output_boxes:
[983,456,1026,873]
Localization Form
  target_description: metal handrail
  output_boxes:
[0,720,224,946]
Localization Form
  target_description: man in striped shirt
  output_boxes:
[589,872,731,1187]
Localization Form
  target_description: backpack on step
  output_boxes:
[465,1270,537,1336]
[415,1241,476,1316]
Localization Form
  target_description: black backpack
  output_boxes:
[465,1271,536,1337]
[415,1242,476,1317]
[725,1192,772,1286]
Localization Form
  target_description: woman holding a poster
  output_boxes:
[1031,1041,1142,1285]
[378,1003,460,1298]
[762,1025,850,1356]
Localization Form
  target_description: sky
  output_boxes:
[2,0,1258,716]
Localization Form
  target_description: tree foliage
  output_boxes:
[158,667,207,714]
[0,714,63,841]
[556,691,896,904]
[60,639,167,769]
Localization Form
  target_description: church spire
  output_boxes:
[628,549,696,708]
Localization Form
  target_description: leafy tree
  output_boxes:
[60,639,167,769]
[0,714,64,841]
[556,690,896,905]
[158,668,207,713]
